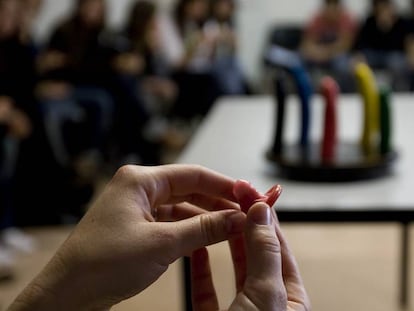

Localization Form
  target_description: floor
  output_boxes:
[0,223,413,311]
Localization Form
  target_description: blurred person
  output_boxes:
[205,0,249,95]
[6,164,310,311]
[401,0,414,90]
[0,0,37,279]
[35,0,116,179]
[19,0,43,51]
[166,0,222,120]
[353,0,408,90]
[0,97,35,280]
[299,0,358,92]
[113,0,189,154]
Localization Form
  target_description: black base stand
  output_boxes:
[266,142,398,182]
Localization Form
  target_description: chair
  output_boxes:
[267,24,303,51]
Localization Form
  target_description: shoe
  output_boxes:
[1,227,36,254]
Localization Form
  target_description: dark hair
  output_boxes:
[125,0,156,42]
[209,0,236,24]
[174,0,207,35]
[372,0,391,7]
[72,0,106,29]
[324,0,341,5]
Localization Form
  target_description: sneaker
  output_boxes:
[1,227,36,254]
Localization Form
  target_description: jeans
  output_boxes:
[39,86,114,166]
[361,49,410,91]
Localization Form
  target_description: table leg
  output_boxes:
[183,257,193,311]
[401,223,410,308]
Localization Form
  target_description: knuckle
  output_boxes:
[114,165,137,181]
[199,213,220,245]
[113,165,148,188]
[253,229,282,255]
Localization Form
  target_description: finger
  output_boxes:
[157,194,240,222]
[191,248,219,311]
[233,180,262,212]
[157,203,206,222]
[276,225,310,308]
[165,194,240,212]
[140,164,237,205]
[160,210,246,260]
[228,235,246,292]
[243,202,287,308]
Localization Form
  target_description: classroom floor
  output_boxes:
[0,223,413,311]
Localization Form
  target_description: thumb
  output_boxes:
[243,203,287,306]
[163,210,246,258]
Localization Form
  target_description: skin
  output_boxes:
[300,2,354,63]
[7,165,310,311]
[0,97,32,139]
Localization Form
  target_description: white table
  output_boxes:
[177,94,414,309]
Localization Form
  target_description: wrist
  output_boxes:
[8,250,112,311]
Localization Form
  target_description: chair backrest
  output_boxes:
[268,24,303,51]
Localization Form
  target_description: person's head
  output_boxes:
[0,0,22,39]
[371,0,396,25]
[126,1,157,42]
[372,0,394,15]
[74,0,106,29]
[322,0,342,21]
[175,0,209,28]
[210,0,235,23]
[23,0,42,14]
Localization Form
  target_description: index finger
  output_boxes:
[124,164,237,206]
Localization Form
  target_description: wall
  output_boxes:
[32,0,410,88]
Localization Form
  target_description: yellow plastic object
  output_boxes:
[354,62,380,155]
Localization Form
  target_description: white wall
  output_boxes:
[32,0,410,87]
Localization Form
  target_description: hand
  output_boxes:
[8,165,247,311]
[8,109,32,139]
[191,183,310,311]
[36,51,68,73]
[113,52,145,75]
[0,96,14,123]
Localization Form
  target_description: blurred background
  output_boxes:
[1,0,414,310]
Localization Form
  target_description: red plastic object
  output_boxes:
[233,180,282,213]
[320,76,339,163]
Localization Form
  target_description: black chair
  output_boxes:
[267,24,304,51]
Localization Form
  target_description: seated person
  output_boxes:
[299,0,357,92]
[113,0,188,152]
[163,0,221,120]
[35,0,115,176]
[0,0,33,225]
[353,0,408,90]
[205,0,249,95]
[401,0,414,90]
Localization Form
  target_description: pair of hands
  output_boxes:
[8,165,310,311]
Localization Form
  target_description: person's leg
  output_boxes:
[213,55,246,95]
[360,49,387,69]
[388,52,410,91]
[331,53,355,93]
[73,86,114,153]
[110,75,163,164]
[40,97,84,167]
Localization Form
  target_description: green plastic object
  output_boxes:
[379,87,392,155]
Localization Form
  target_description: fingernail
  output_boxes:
[226,212,246,234]
[251,205,271,225]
